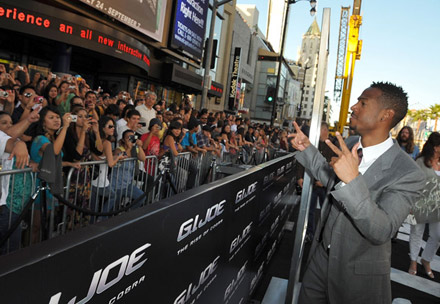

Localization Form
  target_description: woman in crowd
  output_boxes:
[111,129,146,209]
[70,95,85,108]
[408,132,440,279]
[55,81,76,116]
[163,120,183,157]
[30,105,73,242]
[279,129,289,152]
[0,109,38,253]
[90,116,124,217]
[63,106,102,226]
[221,124,238,153]
[43,83,58,107]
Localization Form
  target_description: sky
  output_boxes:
[236,0,440,123]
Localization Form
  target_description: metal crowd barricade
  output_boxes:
[0,147,287,256]
[195,152,215,187]
[62,156,158,234]
[169,152,192,196]
[0,167,51,254]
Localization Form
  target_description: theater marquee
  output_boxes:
[0,0,151,72]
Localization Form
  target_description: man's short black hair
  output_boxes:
[85,90,97,99]
[370,81,408,128]
[126,109,141,119]
[19,84,36,95]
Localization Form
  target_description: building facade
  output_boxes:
[297,19,321,120]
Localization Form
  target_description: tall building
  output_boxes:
[297,19,321,120]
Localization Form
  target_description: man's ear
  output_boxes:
[381,108,395,124]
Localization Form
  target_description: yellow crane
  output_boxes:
[336,0,362,134]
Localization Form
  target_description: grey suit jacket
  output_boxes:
[296,141,425,304]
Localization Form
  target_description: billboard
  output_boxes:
[79,0,168,43]
[170,0,209,61]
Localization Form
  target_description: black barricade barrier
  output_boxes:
[0,155,297,304]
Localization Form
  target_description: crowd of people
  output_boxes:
[0,64,292,254]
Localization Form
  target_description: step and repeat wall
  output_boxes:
[0,155,297,304]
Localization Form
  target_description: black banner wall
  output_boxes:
[0,155,297,304]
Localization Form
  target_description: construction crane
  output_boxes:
[336,0,363,134]
[333,7,350,113]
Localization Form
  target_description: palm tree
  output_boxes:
[412,109,429,135]
[429,104,440,131]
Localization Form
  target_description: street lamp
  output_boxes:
[270,0,317,127]
[200,0,233,110]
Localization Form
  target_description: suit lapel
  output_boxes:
[359,142,399,188]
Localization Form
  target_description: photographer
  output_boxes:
[63,106,102,214]
[112,129,146,209]
[141,118,161,159]
[84,91,100,121]
[30,106,74,243]
[55,80,77,116]
[12,85,40,124]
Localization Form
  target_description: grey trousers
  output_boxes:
[298,243,329,304]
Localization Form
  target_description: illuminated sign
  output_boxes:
[208,81,223,97]
[0,0,150,72]
[170,0,209,61]
[228,47,241,110]
[79,0,167,43]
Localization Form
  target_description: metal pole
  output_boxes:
[270,1,291,127]
[200,0,233,110]
[285,8,331,304]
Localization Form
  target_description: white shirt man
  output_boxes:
[135,91,156,135]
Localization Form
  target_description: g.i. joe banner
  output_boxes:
[0,154,297,304]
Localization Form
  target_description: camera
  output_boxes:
[0,91,9,98]
[68,85,76,90]
[18,66,23,70]
[139,122,147,127]
[33,96,43,103]
[129,135,138,144]
[71,115,77,122]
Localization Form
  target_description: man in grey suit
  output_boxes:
[291,82,425,303]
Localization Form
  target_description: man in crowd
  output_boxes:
[117,109,141,141]
[396,126,419,159]
[136,91,156,135]
[291,82,425,303]
[12,85,37,124]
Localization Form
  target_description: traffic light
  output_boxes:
[265,86,276,103]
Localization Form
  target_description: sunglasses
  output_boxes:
[107,125,115,129]
[24,92,33,98]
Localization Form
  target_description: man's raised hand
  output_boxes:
[325,132,361,184]
[288,121,311,151]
